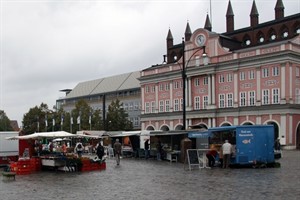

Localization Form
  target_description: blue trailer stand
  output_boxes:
[188,125,278,167]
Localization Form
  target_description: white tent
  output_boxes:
[76,130,107,139]
[6,131,77,140]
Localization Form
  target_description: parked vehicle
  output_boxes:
[0,132,19,166]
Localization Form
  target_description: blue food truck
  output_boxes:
[188,125,280,167]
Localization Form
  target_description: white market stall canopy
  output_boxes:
[6,131,77,140]
[76,130,108,139]
[109,130,154,137]
[140,130,188,136]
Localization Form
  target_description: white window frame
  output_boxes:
[219,94,225,108]
[165,83,170,91]
[194,78,200,86]
[262,68,269,78]
[272,88,280,104]
[227,73,233,82]
[296,88,300,104]
[249,70,255,80]
[262,89,269,105]
[159,100,164,112]
[219,75,225,83]
[272,66,279,76]
[151,101,155,113]
[194,96,200,110]
[203,96,208,109]
[145,102,150,113]
[180,98,183,111]
[145,86,150,93]
[240,72,246,81]
[151,86,155,93]
[296,67,300,77]
[240,92,246,107]
[174,99,179,111]
[203,76,208,85]
[174,81,179,89]
[249,91,255,106]
[165,100,170,112]
[159,84,164,91]
[227,93,233,107]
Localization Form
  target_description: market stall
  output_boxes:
[6,131,106,173]
[141,131,188,162]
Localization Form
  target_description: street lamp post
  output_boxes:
[180,38,207,130]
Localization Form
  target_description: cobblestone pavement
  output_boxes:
[1,150,299,200]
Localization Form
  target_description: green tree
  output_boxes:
[0,110,13,131]
[22,103,49,134]
[70,100,103,133]
[106,99,133,131]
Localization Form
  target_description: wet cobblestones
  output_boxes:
[1,150,299,200]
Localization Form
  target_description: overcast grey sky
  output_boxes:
[1,0,299,126]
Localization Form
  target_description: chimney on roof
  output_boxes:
[250,0,259,27]
[226,0,234,32]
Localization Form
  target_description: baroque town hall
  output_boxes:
[139,0,300,148]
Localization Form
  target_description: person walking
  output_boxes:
[144,139,150,159]
[114,139,122,165]
[222,140,232,168]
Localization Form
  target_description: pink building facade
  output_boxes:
[140,1,300,148]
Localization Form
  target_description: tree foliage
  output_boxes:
[106,99,133,131]
[22,99,133,134]
[0,110,13,131]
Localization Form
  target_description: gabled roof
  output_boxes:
[64,71,140,99]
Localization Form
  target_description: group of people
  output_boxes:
[206,140,233,168]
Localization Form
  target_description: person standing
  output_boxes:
[96,141,105,160]
[144,139,150,159]
[114,139,122,165]
[222,140,232,168]
[206,147,218,167]
[75,140,84,158]
[156,139,162,161]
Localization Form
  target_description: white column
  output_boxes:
[155,84,159,113]
[141,87,145,114]
[211,74,216,105]
[280,63,286,103]
[256,115,261,124]
[289,63,293,103]
[256,67,261,106]
[280,114,286,145]
[208,75,212,105]
[233,117,239,125]
[212,118,216,127]
[188,77,192,111]
[170,81,173,112]
[289,115,293,145]
[234,71,238,107]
